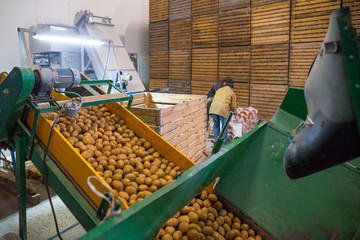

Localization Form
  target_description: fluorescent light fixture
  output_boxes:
[33,34,105,46]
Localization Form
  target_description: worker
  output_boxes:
[206,77,229,129]
[209,77,237,143]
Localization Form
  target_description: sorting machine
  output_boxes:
[0,7,359,240]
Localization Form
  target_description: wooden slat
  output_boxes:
[219,46,250,83]
[250,84,287,121]
[169,49,192,80]
[149,21,168,51]
[150,50,168,79]
[192,13,218,48]
[344,0,360,33]
[169,79,191,94]
[149,79,168,90]
[250,44,289,85]
[291,0,340,43]
[150,0,168,23]
[219,0,250,11]
[219,8,251,47]
[252,0,287,6]
[192,0,219,16]
[252,1,290,45]
[192,48,218,95]
[289,42,321,88]
[169,18,192,49]
[234,83,250,106]
[169,0,191,20]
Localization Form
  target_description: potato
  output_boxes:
[255,235,262,240]
[187,229,200,240]
[166,218,179,227]
[125,173,136,182]
[213,201,222,212]
[240,224,249,231]
[173,231,183,240]
[248,229,255,237]
[189,223,201,233]
[232,222,241,230]
[218,226,225,237]
[138,184,148,191]
[223,223,231,233]
[178,215,190,224]
[208,194,218,202]
[125,186,137,195]
[240,231,248,239]
[223,216,231,226]
[112,180,124,191]
[149,185,158,192]
[103,170,113,178]
[165,226,176,236]
[178,222,190,235]
[162,233,173,240]
[216,216,224,226]
[181,206,190,215]
[118,191,129,201]
[188,211,199,223]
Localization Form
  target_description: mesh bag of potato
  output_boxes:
[156,190,263,240]
[48,105,183,207]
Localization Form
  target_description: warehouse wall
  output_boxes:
[0,0,149,85]
[149,0,360,121]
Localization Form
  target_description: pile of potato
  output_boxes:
[156,190,263,240]
[48,105,182,206]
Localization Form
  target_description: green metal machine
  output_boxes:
[0,7,359,240]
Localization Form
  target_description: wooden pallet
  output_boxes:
[289,42,321,88]
[149,21,169,51]
[169,18,192,49]
[219,8,251,47]
[169,49,192,80]
[150,0,169,23]
[150,50,169,79]
[219,0,250,12]
[249,84,288,121]
[192,48,218,95]
[169,79,192,94]
[121,93,207,162]
[250,44,289,85]
[344,0,360,33]
[219,46,250,83]
[252,0,291,45]
[291,0,340,43]
[192,0,219,16]
[169,0,191,20]
[192,13,218,48]
[149,79,169,90]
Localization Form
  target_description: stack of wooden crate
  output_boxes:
[191,0,219,95]
[149,0,360,121]
[149,0,169,90]
[169,0,192,94]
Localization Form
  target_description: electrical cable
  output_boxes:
[43,109,64,240]
[54,90,83,108]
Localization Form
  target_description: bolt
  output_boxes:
[2,88,9,97]
[349,54,354,60]
[355,84,360,88]
[344,26,349,31]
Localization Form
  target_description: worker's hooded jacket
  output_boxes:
[209,86,237,118]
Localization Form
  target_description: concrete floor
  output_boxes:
[0,150,86,240]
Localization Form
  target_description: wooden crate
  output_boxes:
[250,84,288,121]
[169,18,192,49]
[219,46,250,83]
[344,0,360,33]
[192,13,218,48]
[251,0,290,45]
[250,44,289,85]
[121,93,207,163]
[169,0,191,20]
[169,79,191,94]
[291,0,340,43]
[150,50,169,79]
[149,79,169,90]
[192,0,219,16]
[289,42,321,88]
[219,0,250,12]
[192,48,218,95]
[219,8,251,47]
[234,83,250,106]
[169,49,192,80]
[150,0,168,23]
[149,21,169,51]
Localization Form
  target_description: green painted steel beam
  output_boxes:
[0,67,34,141]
